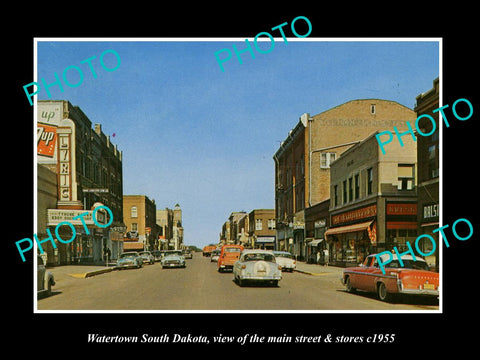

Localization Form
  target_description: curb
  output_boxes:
[68,267,116,279]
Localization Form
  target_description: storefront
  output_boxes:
[418,202,439,271]
[47,207,110,265]
[254,236,276,250]
[325,204,377,267]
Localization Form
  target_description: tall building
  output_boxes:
[123,195,158,251]
[274,99,417,258]
[37,100,124,264]
[415,78,440,270]
[156,204,184,250]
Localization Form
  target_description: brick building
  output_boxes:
[37,100,124,264]
[123,195,158,251]
[274,99,417,259]
[248,209,276,249]
[326,131,417,266]
[415,78,440,270]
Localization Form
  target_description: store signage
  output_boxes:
[37,124,57,157]
[386,203,417,215]
[332,204,377,225]
[423,203,439,219]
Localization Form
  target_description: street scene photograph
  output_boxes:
[33,38,441,312]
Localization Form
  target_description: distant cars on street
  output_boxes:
[139,251,155,265]
[161,250,186,268]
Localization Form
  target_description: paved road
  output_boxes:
[37,254,439,311]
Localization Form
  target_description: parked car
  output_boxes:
[161,250,186,268]
[37,255,55,297]
[272,251,296,272]
[218,244,244,272]
[341,253,439,302]
[139,251,155,264]
[210,249,221,262]
[151,250,162,262]
[233,249,282,287]
[182,249,193,259]
[116,252,143,269]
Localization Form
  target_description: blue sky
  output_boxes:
[36,39,440,248]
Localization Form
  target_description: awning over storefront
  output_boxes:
[324,220,373,236]
[307,239,324,246]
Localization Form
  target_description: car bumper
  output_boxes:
[116,263,138,268]
[398,288,439,296]
[162,263,185,267]
[238,274,282,281]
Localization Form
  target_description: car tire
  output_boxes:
[377,282,391,302]
[345,277,356,293]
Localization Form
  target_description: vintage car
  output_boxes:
[161,250,186,268]
[151,250,163,262]
[37,255,55,298]
[341,253,439,302]
[210,249,221,262]
[116,252,143,269]
[139,251,155,264]
[217,244,244,272]
[182,249,193,259]
[233,249,282,287]
[272,251,296,272]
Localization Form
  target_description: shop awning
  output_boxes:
[307,239,324,246]
[324,220,373,236]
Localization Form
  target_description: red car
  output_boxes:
[342,253,439,301]
[217,244,244,272]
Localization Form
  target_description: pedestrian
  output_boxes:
[323,248,329,267]
[316,250,321,264]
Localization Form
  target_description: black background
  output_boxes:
[8,4,477,354]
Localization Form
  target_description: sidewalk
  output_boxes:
[47,263,116,279]
[294,261,343,276]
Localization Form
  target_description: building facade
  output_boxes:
[248,209,276,249]
[123,195,158,251]
[415,78,440,270]
[274,99,417,259]
[326,131,417,266]
[37,100,124,264]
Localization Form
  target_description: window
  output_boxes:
[367,168,373,195]
[268,219,276,230]
[343,180,347,204]
[131,206,138,218]
[370,104,376,114]
[398,164,414,190]
[428,145,439,178]
[131,223,138,231]
[320,152,336,168]
[255,219,263,231]
[355,174,360,200]
[334,185,338,206]
[348,177,353,202]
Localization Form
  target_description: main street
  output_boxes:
[38,254,439,311]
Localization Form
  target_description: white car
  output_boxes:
[37,255,55,298]
[210,249,220,262]
[272,251,296,272]
[233,249,282,287]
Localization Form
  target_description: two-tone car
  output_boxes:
[161,250,186,268]
[37,255,55,298]
[341,253,439,302]
[272,251,296,272]
[233,249,282,287]
[139,251,155,265]
[116,252,143,269]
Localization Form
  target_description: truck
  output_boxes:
[202,245,217,257]
[217,244,244,272]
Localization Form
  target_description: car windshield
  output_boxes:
[386,259,430,271]
[273,252,293,259]
[243,253,275,262]
[224,247,241,253]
